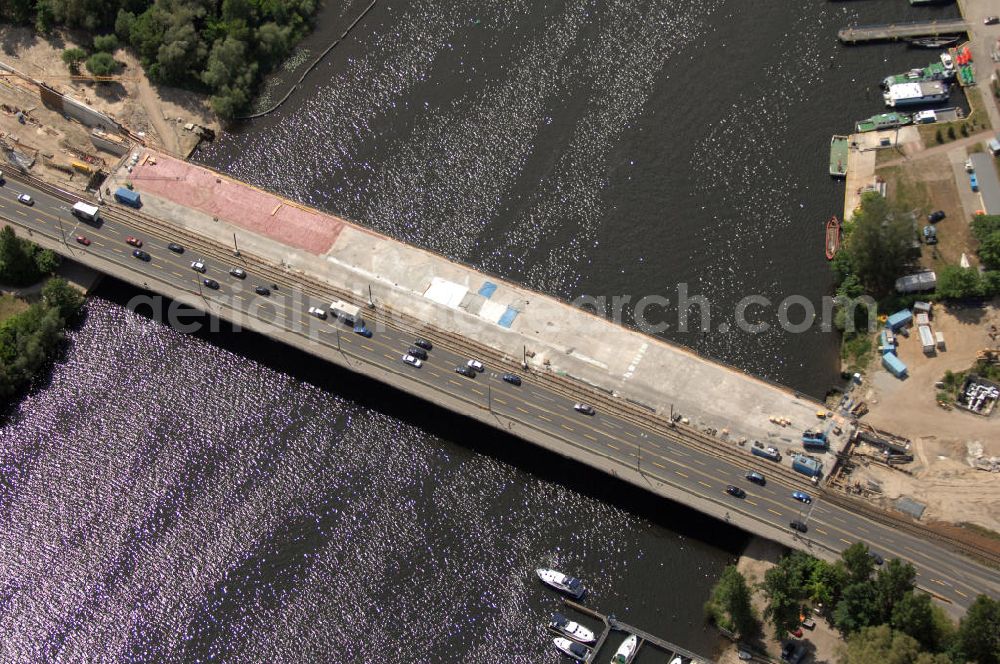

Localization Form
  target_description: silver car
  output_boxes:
[402,354,422,368]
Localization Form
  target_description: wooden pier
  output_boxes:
[837,19,968,44]
[562,599,713,663]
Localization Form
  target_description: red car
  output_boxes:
[790,627,804,638]
[126,236,143,247]
[75,236,91,246]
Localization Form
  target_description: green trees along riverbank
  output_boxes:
[706,542,1000,664]
[0,227,84,401]
[1,0,319,120]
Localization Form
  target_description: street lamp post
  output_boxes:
[233,233,240,257]
[336,325,341,352]
[522,345,528,371]
[368,284,375,309]
[57,214,67,247]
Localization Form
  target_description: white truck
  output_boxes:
[330,299,361,325]
[72,201,100,223]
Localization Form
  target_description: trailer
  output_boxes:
[918,324,935,354]
[71,201,100,222]
[329,299,361,325]
[882,352,908,378]
[886,310,913,331]
[791,453,823,479]
[802,430,829,452]
[751,445,782,462]
[114,187,142,208]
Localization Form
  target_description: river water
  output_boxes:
[1,0,962,661]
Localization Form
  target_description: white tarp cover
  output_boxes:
[423,277,468,309]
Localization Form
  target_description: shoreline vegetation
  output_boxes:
[0,0,321,121]
[709,538,1000,664]
[0,227,84,402]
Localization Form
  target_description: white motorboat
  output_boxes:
[536,568,586,599]
[554,637,591,662]
[549,612,597,643]
[611,634,638,664]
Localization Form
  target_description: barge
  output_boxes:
[829,135,849,178]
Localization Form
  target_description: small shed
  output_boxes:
[882,352,908,378]
[935,331,946,350]
[918,325,935,354]
[915,312,930,326]
[886,310,913,331]
[913,301,931,317]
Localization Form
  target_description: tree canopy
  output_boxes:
[705,565,758,638]
[838,625,951,664]
[836,193,916,296]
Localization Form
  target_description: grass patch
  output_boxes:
[960,522,1000,542]
[878,164,931,214]
[842,331,874,374]
[0,293,29,324]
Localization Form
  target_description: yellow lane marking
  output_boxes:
[676,471,688,478]
[516,406,529,414]
[538,414,552,422]
[768,508,782,516]
[561,424,573,431]
[698,481,711,488]
[15,209,27,216]
[692,458,706,466]
[623,431,637,438]
[955,589,968,598]
[933,579,948,587]
[745,499,757,506]
[428,371,440,378]
[383,353,395,361]
[652,462,666,469]
[840,538,852,545]
[495,397,508,405]
[361,344,375,352]
[471,388,485,396]
[815,528,828,535]
[448,379,463,387]
[607,443,620,451]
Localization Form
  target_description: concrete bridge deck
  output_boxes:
[838,19,969,44]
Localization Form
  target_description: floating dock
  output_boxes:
[562,599,713,664]
[838,19,969,44]
[830,135,849,178]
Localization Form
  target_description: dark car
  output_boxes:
[230,267,247,279]
[927,210,945,223]
[132,249,151,261]
[789,520,808,533]
[203,278,220,290]
[413,338,433,351]
[573,403,596,416]
[726,485,746,499]
[254,285,271,296]
[502,373,522,386]
[455,365,476,378]
[354,324,372,338]
[745,470,766,486]
[407,347,428,360]
[167,242,184,253]
[869,551,884,566]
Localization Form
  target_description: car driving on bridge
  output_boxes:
[745,471,766,486]
[573,403,596,416]
[725,485,746,499]
[791,491,812,504]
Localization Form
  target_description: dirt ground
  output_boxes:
[860,300,1000,533]
[0,25,218,164]
[715,538,844,664]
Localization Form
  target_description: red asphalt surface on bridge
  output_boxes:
[130,153,344,254]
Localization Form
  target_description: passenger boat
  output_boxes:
[549,612,597,643]
[611,634,639,664]
[883,80,949,107]
[826,216,841,261]
[554,637,592,662]
[536,568,586,599]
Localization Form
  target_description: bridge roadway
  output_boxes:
[2,176,998,611]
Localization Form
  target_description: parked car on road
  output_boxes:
[354,324,372,338]
[414,338,433,351]
[17,193,32,205]
[407,347,428,360]
[789,520,808,533]
[985,16,999,25]
[254,285,271,296]
[402,354,422,368]
[927,210,945,223]
[132,249,151,261]
[922,225,938,244]
[75,236,91,246]
[573,403,596,416]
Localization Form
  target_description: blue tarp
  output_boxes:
[882,352,908,378]
[498,306,518,328]
[886,310,912,332]
[478,281,497,298]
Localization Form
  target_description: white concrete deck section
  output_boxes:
[108,151,849,466]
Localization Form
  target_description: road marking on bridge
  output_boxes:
[815,528,828,535]
[516,406,529,414]
[675,471,688,478]
[698,481,711,488]
[768,508,782,516]
[933,578,948,587]
[361,344,375,352]
[745,499,757,506]
[955,589,968,598]
[495,397,508,405]
[383,353,395,361]
[561,424,573,431]
[15,209,27,216]
[840,538,852,545]
[428,370,440,378]
[448,379,463,387]
[538,414,552,422]
[653,461,666,469]
[623,431,637,438]
[583,433,597,441]
[607,443,620,450]
[472,388,485,396]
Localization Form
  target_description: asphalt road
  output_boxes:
[2,178,997,611]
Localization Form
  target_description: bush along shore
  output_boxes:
[0,227,84,401]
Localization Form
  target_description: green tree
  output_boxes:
[0,225,43,286]
[972,215,1000,243]
[890,592,938,651]
[954,595,1000,664]
[834,582,879,635]
[841,194,915,295]
[761,563,802,637]
[3,0,35,23]
[93,33,119,53]
[841,542,875,585]
[979,232,1000,271]
[937,265,984,300]
[806,559,849,609]
[838,624,952,664]
[61,47,87,72]
[41,277,84,322]
[705,565,758,637]
[33,247,59,274]
[983,271,1000,297]
[85,52,120,76]
[873,559,916,623]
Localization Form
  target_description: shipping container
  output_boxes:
[886,310,913,331]
[114,187,142,208]
[791,453,823,478]
[882,352,908,378]
[919,324,935,354]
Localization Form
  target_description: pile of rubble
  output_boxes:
[967,441,1000,472]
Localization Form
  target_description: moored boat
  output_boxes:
[536,568,586,599]
[550,612,597,643]
[883,80,949,107]
[907,35,961,49]
[881,60,954,89]
[554,637,592,662]
[855,112,911,133]
[611,634,639,664]
[829,135,849,178]
[826,216,841,261]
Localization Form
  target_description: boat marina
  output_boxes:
[547,599,713,664]
[829,135,849,178]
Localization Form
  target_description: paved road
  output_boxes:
[2,178,997,610]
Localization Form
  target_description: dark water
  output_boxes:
[1,0,966,661]
[0,290,738,661]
